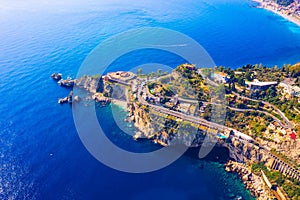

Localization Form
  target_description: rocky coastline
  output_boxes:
[52,74,111,105]
[52,72,292,199]
[225,161,272,200]
[127,101,279,199]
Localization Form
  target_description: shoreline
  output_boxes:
[253,0,300,27]
[54,63,299,199]
[111,99,128,109]
[224,161,273,199]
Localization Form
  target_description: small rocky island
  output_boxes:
[52,63,300,200]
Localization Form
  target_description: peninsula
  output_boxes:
[53,63,300,199]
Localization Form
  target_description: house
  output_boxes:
[245,79,278,90]
[281,77,296,85]
[279,82,294,96]
[170,95,178,105]
[102,75,109,82]
[229,129,254,142]
[273,121,280,128]
[234,71,244,75]
[106,71,135,81]
[279,82,300,97]
[268,123,276,131]
[213,72,230,83]
[280,129,287,135]
[179,103,190,113]
[293,86,300,97]
[131,80,138,93]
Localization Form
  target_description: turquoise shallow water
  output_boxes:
[0,0,300,199]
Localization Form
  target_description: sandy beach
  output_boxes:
[253,0,300,27]
[111,99,128,109]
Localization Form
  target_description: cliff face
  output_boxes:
[227,137,270,164]
[128,102,154,138]
[127,101,273,165]
[128,102,218,147]
[224,161,271,199]
[75,76,101,94]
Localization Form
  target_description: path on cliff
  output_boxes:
[176,97,290,129]
[232,92,293,129]
[226,106,289,129]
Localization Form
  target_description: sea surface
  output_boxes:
[1,0,300,199]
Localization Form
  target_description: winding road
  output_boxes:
[232,92,293,129]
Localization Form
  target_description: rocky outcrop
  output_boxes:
[128,102,217,147]
[73,76,112,106]
[58,91,80,104]
[128,102,154,139]
[75,76,101,94]
[225,161,272,200]
[92,94,111,104]
[126,100,275,174]
[226,137,271,164]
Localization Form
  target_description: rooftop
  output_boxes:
[245,79,277,87]
[281,77,296,85]
[217,72,227,77]
[293,86,300,93]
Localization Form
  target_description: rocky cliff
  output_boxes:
[128,102,221,147]
[128,102,155,139]
[226,137,271,164]
[75,76,100,94]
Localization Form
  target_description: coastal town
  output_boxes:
[255,0,300,26]
[53,61,300,199]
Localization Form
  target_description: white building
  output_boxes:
[279,82,294,96]
[245,79,278,90]
[229,128,254,142]
[279,82,300,97]
[213,72,229,83]
[293,86,300,97]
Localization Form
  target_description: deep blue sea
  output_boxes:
[1,0,300,199]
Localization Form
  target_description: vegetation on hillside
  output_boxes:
[275,0,294,6]
[289,62,300,77]
[252,162,300,199]
[222,64,300,127]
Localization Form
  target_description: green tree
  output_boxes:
[219,66,224,72]
[245,71,253,81]
[137,68,142,75]
[157,68,162,75]
[276,0,293,6]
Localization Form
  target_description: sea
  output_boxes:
[1,0,300,199]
